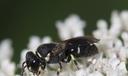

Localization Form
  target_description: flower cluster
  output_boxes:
[0,10,128,76]
[0,39,16,76]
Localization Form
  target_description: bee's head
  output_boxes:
[22,51,46,75]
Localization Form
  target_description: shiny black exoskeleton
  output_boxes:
[22,36,99,76]
[22,43,63,76]
[48,36,99,70]
[50,36,99,57]
[22,52,46,76]
[63,36,99,58]
[36,43,66,75]
[36,43,57,58]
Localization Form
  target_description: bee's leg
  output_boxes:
[57,62,62,76]
[41,64,46,70]
[21,61,27,76]
[37,71,41,76]
[70,54,80,70]
[27,66,34,73]
[40,64,46,75]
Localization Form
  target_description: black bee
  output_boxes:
[37,36,99,75]
[22,36,99,76]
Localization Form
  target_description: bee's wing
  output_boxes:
[50,42,66,57]
[64,36,99,44]
[50,36,99,57]
[82,36,99,43]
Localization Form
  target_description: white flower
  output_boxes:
[56,21,71,40]
[41,36,52,44]
[1,59,15,76]
[56,14,86,40]
[75,68,87,76]
[0,39,15,76]
[109,11,122,38]
[0,39,13,61]
[88,71,103,76]
[27,36,41,52]
[121,32,128,47]
[120,10,128,31]
[93,19,108,39]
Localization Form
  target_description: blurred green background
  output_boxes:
[0,0,128,63]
